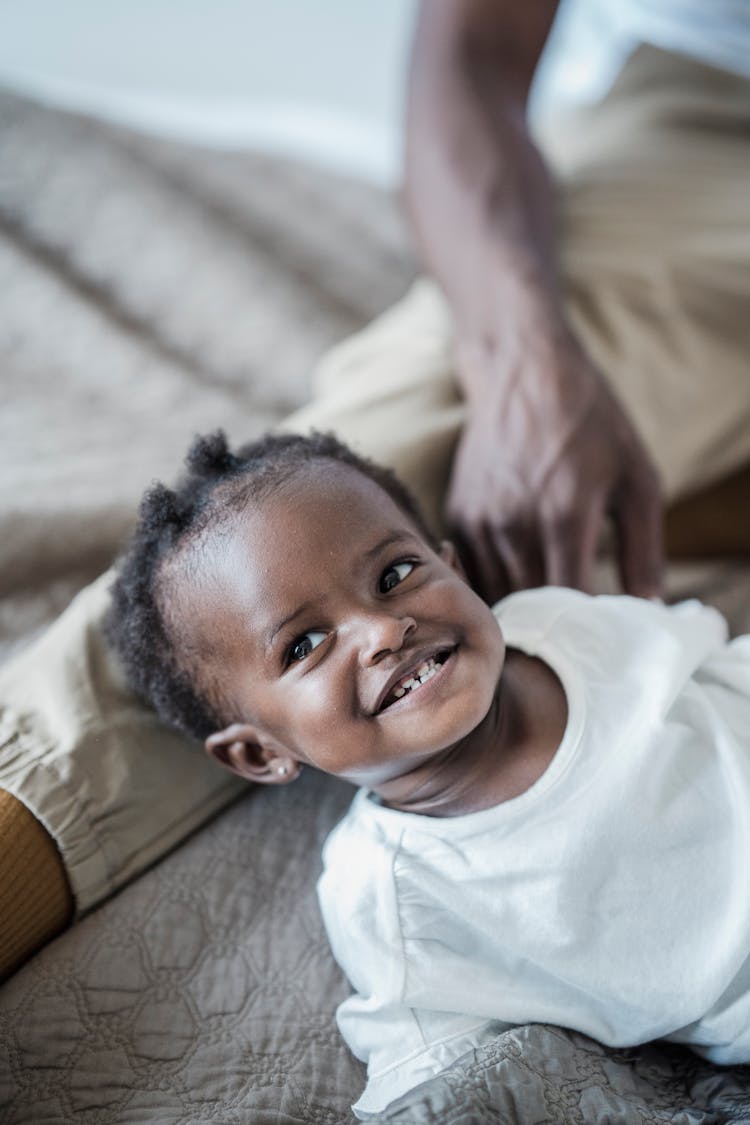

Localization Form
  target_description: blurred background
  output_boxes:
[0,0,619,187]
[0,0,419,186]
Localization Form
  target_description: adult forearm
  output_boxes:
[404,1,564,390]
[403,2,662,600]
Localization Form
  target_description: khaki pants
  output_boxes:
[284,46,750,539]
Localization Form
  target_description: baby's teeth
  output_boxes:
[387,657,443,706]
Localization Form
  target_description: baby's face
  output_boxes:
[185,462,505,790]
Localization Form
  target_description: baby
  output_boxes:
[107,429,750,1118]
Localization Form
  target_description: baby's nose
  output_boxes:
[358,612,416,666]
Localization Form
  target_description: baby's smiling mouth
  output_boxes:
[377,649,454,713]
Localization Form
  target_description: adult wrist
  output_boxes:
[452,291,577,406]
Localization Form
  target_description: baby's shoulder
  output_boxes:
[492,586,599,652]
[321,791,399,886]
[495,587,727,650]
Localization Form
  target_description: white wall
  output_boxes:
[0,0,418,185]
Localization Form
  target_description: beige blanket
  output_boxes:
[0,88,415,662]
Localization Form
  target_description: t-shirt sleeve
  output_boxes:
[317,803,405,1013]
[317,802,505,1117]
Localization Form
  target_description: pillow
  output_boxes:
[0,572,246,973]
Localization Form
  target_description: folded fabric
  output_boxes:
[0,572,246,923]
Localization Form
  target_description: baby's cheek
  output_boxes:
[440,576,500,635]
[296,683,349,748]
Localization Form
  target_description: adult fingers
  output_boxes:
[488,522,545,594]
[451,521,513,604]
[542,496,606,592]
[612,470,664,598]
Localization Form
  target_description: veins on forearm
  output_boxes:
[404,9,562,337]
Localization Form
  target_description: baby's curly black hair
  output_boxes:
[105,430,435,742]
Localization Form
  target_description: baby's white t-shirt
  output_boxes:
[317,588,750,1117]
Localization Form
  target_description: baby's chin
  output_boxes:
[417,645,506,758]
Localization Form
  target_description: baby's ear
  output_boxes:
[205,724,301,785]
[438,540,467,579]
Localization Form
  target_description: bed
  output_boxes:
[2,88,750,1124]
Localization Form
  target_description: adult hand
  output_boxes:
[446,327,664,603]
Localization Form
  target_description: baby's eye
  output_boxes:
[379,561,415,593]
[288,631,326,664]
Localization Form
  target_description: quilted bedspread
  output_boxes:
[2,88,750,1124]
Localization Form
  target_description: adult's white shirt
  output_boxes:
[534,0,750,113]
[317,589,750,1117]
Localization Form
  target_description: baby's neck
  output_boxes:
[374,649,568,817]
